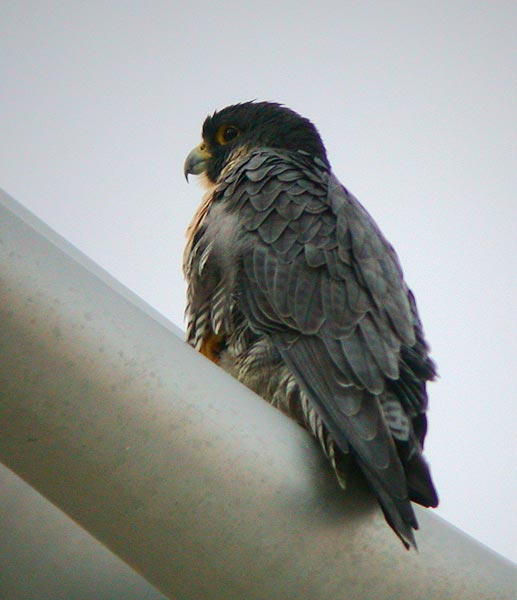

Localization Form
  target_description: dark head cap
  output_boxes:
[185,101,329,183]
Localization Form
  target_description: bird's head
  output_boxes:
[184,101,329,185]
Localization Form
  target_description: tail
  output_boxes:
[405,446,439,508]
[354,454,418,550]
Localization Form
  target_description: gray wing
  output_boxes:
[221,149,437,547]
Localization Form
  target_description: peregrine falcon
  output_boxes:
[183,101,438,549]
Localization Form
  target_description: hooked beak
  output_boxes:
[184,143,211,181]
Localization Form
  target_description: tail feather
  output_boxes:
[280,336,421,550]
[354,454,418,550]
[406,450,439,508]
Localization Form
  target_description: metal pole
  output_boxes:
[0,188,515,600]
[0,463,166,599]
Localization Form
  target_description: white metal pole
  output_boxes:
[0,189,515,600]
[0,463,166,599]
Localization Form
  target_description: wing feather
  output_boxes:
[293,266,324,334]
[212,148,436,547]
[360,314,400,380]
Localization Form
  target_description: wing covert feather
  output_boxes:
[232,149,428,397]
[215,148,436,547]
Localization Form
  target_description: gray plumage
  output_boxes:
[184,102,438,549]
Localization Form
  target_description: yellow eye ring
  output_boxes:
[216,125,240,145]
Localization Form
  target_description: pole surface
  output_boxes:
[0,463,166,599]
[0,189,515,599]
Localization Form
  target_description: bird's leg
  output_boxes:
[199,332,225,364]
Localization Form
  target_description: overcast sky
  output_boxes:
[1,2,515,563]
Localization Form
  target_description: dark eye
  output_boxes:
[216,125,240,145]
[223,126,239,142]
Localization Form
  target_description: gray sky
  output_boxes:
[1,2,515,563]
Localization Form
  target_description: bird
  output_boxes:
[183,101,438,549]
